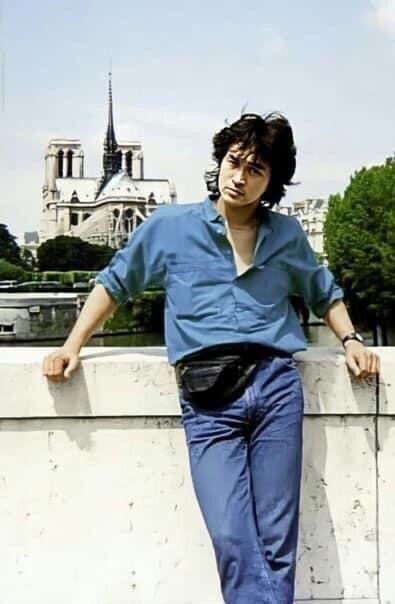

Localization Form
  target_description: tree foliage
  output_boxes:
[37,236,115,271]
[324,156,395,327]
[0,259,28,281]
[0,223,21,265]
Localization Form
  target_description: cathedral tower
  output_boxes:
[44,140,84,199]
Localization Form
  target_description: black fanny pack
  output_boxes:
[175,343,289,410]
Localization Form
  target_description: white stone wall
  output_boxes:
[0,347,393,604]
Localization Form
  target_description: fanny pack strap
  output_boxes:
[176,342,290,364]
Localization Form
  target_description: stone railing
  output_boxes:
[0,346,393,604]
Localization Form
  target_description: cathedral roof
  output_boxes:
[55,177,98,202]
[96,170,142,201]
[132,178,175,203]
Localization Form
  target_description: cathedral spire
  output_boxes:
[97,69,122,197]
[105,70,117,153]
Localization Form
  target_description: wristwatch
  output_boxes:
[341,332,364,348]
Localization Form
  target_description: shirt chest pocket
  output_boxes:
[238,263,291,309]
[166,262,223,319]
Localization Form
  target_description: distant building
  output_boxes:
[22,231,40,260]
[39,73,177,249]
[277,198,329,256]
[0,293,86,341]
[24,231,39,244]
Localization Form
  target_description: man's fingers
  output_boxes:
[42,349,79,383]
[64,357,79,379]
[42,355,66,380]
[357,353,368,374]
[49,374,64,383]
[347,349,380,380]
[53,357,65,375]
[42,357,49,375]
[50,358,61,376]
[346,355,361,377]
[369,353,380,375]
[43,356,53,375]
[48,358,55,376]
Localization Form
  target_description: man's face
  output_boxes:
[218,144,271,208]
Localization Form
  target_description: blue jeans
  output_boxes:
[178,355,304,604]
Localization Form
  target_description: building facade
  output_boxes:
[39,74,177,249]
[277,198,329,257]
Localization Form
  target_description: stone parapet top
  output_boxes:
[0,346,393,418]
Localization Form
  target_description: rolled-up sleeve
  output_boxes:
[94,209,166,304]
[288,218,344,318]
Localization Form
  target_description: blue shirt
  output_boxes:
[95,196,343,365]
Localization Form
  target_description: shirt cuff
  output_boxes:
[94,274,129,305]
[312,288,344,318]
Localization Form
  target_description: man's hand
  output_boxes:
[40,284,118,384]
[42,347,81,383]
[344,341,380,380]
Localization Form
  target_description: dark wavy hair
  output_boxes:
[204,111,297,208]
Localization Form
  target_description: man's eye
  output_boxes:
[250,166,261,174]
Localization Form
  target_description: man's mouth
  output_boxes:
[227,187,244,196]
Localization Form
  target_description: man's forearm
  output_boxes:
[64,284,118,352]
[322,299,355,343]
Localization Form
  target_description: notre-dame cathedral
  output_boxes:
[39,73,177,249]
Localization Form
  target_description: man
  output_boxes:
[42,112,380,604]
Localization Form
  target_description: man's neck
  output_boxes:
[216,196,261,227]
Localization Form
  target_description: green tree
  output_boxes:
[0,259,28,281]
[0,224,21,265]
[20,248,37,271]
[37,236,115,271]
[324,156,395,340]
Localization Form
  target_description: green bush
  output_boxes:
[69,271,97,283]
[0,259,28,282]
[22,271,39,282]
[104,302,136,331]
[41,271,65,282]
[38,270,98,285]
[103,291,165,332]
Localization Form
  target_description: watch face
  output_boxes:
[343,332,364,346]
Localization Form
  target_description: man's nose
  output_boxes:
[232,169,246,184]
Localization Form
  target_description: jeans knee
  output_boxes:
[212,530,245,553]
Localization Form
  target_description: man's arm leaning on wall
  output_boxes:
[41,208,167,383]
[42,284,118,383]
[322,299,380,379]
[322,298,355,342]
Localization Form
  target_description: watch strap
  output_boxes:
[341,332,364,347]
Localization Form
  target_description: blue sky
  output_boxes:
[1,0,395,242]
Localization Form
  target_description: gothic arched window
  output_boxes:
[123,208,133,234]
[125,151,132,177]
[67,150,73,177]
[57,150,64,178]
[71,213,79,226]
